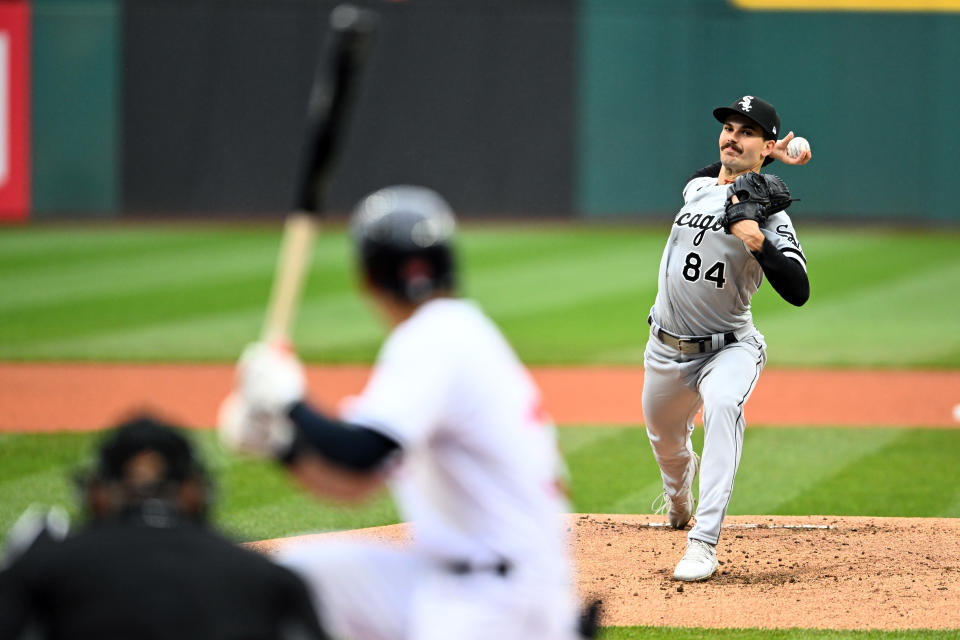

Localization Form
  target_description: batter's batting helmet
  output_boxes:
[350,185,457,303]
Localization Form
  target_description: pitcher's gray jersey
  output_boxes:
[651,176,806,337]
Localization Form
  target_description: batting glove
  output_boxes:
[236,341,306,415]
[217,392,295,459]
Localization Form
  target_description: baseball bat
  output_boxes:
[261,4,378,343]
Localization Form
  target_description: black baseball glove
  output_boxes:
[721,172,795,233]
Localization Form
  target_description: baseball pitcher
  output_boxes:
[643,95,811,581]
[219,186,589,639]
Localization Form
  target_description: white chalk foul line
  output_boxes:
[724,523,836,530]
[642,522,836,530]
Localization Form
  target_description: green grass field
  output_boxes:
[1,223,959,366]
[3,427,959,543]
[2,223,959,638]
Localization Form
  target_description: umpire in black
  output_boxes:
[0,415,327,640]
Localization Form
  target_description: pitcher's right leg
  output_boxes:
[642,342,703,525]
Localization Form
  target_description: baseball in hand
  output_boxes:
[787,136,811,159]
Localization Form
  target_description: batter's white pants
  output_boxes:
[278,540,580,640]
[642,329,766,545]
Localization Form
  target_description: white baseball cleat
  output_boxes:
[673,538,718,582]
[652,451,700,529]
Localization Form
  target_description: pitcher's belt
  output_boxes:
[648,316,737,354]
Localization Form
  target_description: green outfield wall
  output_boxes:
[30,0,120,219]
[20,0,960,222]
[578,0,960,221]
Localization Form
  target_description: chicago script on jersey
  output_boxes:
[674,211,726,246]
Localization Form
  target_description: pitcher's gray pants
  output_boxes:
[642,328,766,545]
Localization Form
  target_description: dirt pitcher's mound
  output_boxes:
[248,514,960,631]
[576,514,959,630]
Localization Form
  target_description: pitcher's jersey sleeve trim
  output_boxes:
[780,246,807,270]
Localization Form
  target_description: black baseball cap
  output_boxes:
[713,95,780,140]
[714,95,781,166]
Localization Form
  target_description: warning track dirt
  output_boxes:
[2,364,959,432]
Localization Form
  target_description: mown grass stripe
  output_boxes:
[1,426,958,546]
[750,231,960,317]
[557,427,960,519]
[4,293,381,362]
[469,245,649,314]
[498,290,653,364]
[0,227,225,263]
[774,429,960,518]
[459,225,657,266]
[557,427,667,514]
[220,498,399,544]
[3,225,960,366]
[2,249,274,312]
[726,429,904,516]
[559,427,666,514]
[0,275,274,346]
[0,232,351,312]
[754,262,960,367]
[556,424,625,454]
